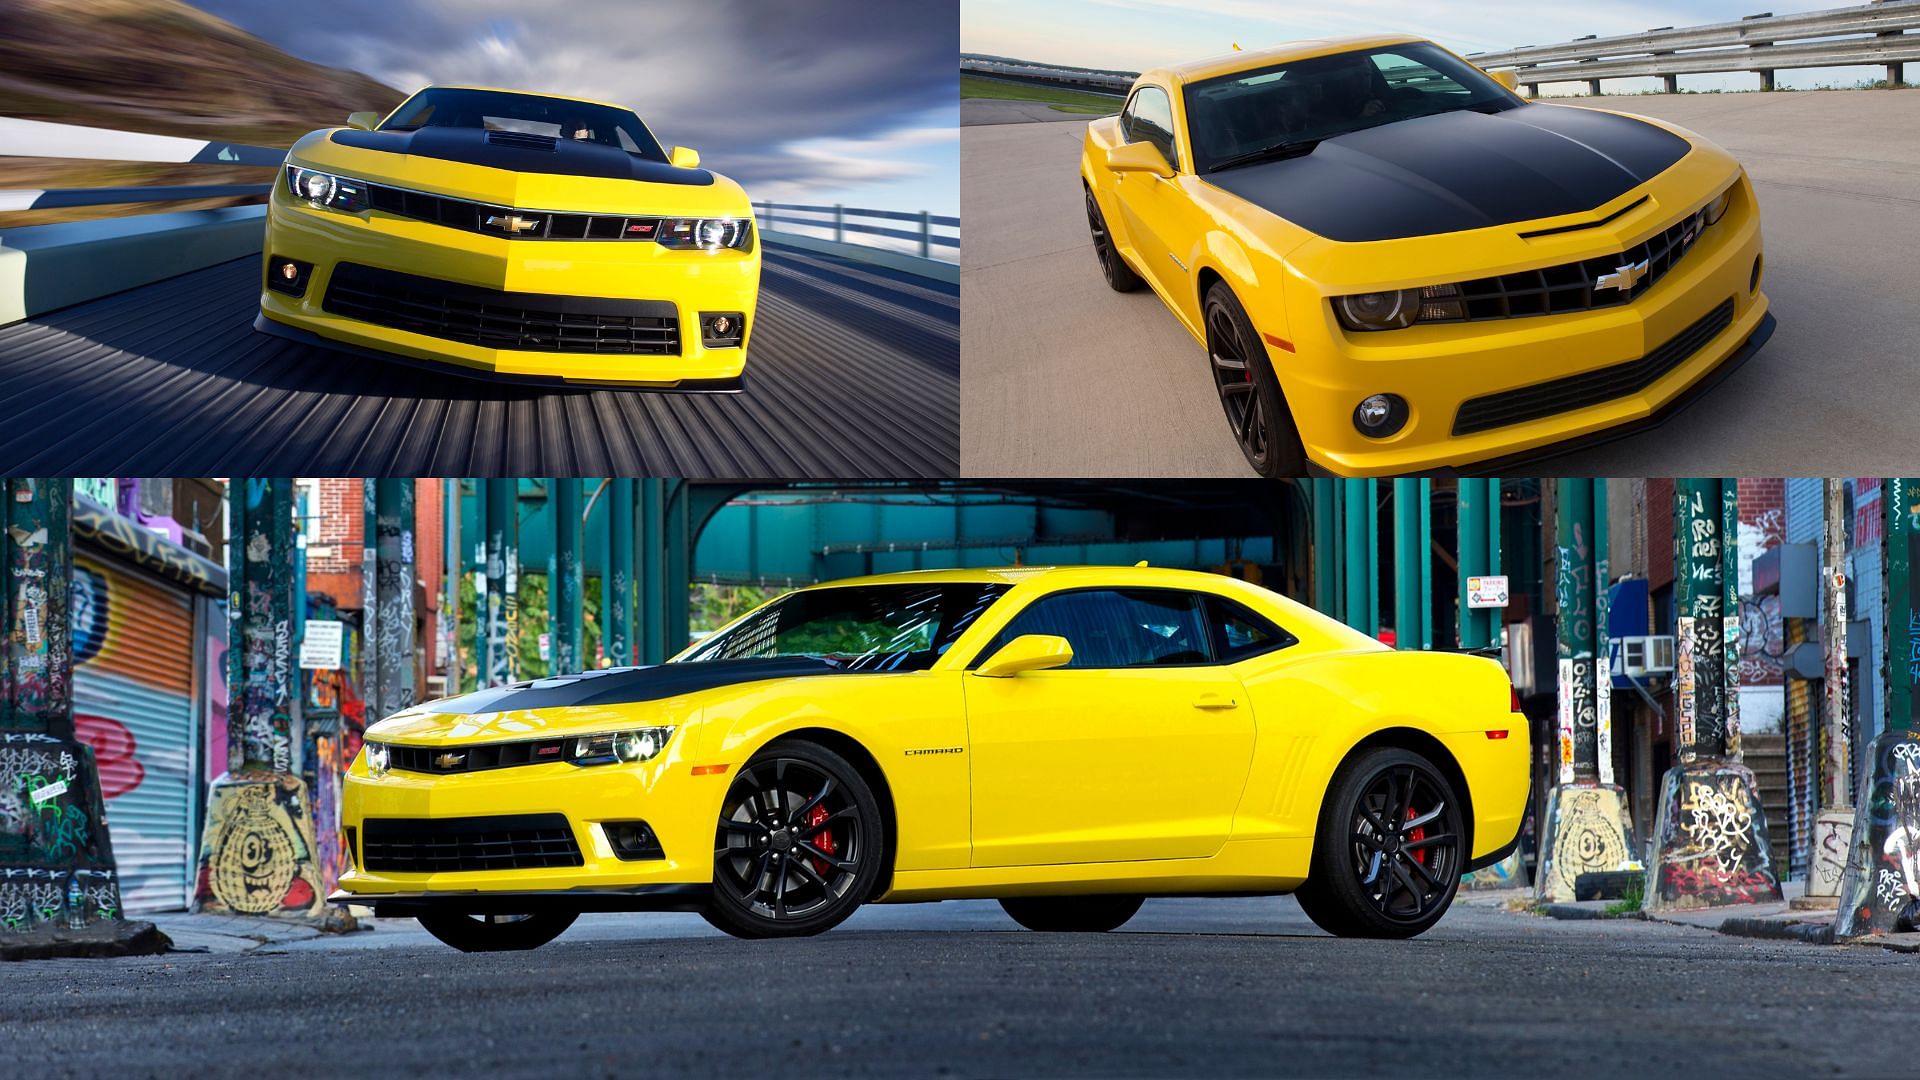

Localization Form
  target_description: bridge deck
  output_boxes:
[0,244,958,476]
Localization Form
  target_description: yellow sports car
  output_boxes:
[256,85,760,389]
[1080,36,1773,476]
[334,565,1527,950]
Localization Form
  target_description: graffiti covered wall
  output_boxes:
[1534,784,1637,903]
[193,774,324,918]
[1834,730,1920,937]
[1646,762,1783,910]
[0,733,121,929]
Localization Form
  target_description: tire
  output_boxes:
[1203,282,1307,478]
[700,740,885,939]
[416,911,578,953]
[999,894,1144,933]
[1085,186,1142,292]
[1295,747,1466,940]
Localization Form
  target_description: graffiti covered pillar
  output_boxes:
[607,479,634,667]
[550,479,583,674]
[1535,479,1636,902]
[484,479,517,686]
[1456,477,1502,651]
[1,478,128,933]
[665,480,692,657]
[359,479,377,711]
[1646,478,1782,911]
[1836,477,1920,937]
[1391,478,1431,651]
[370,480,416,719]
[1807,478,1857,900]
[1311,478,1338,618]
[196,479,325,920]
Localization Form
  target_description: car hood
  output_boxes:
[1202,103,1693,243]
[329,126,714,186]
[366,657,844,744]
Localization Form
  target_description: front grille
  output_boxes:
[387,737,571,775]
[364,182,666,242]
[361,814,583,873]
[1452,299,1735,436]
[1418,201,1713,323]
[323,263,680,355]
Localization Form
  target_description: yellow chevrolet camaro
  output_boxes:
[256,85,760,389]
[334,565,1527,951]
[1080,36,1774,477]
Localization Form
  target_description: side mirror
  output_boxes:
[1106,140,1173,178]
[670,145,701,169]
[346,111,382,131]
[1488,69,1520,93]
[975,634,1075,678]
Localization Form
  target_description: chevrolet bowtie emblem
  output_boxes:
[1596,258,1650,293]
[486,213,541,234]
[435,752,467,769]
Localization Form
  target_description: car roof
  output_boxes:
[1140,33,1428,87]
[798,565,1264,591]
[410,84,640,115]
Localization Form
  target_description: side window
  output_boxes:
[1122,86,1179,171]
[1205,595,1297,663]
[983,589,1211,669]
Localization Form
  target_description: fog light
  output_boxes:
[266,256,312,298]
[606,820,665,861]
[701,311,745,348]
[711,314,733,337]
[1352,393,1408,438]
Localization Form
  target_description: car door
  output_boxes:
[962,587,1257,867]
[1110,85,1188,299]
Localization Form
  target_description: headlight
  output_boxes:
[285,165,370,213]
[571,727,676,765]
[1335,289,1419,331]
[365,742,389,777]
[1703,187,1733,227]
[657,217,753,251]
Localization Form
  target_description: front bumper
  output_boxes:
[257,187,761,387]
[1271,169,1768,476]
[335,756,725,900]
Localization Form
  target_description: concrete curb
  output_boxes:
[1540,902,1646,921]
[1718,915,1836,944]
[0,920,171,961]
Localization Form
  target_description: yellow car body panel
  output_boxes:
[259,85,760,387]
[337,566,1528,907]
[1081,36,1770,475]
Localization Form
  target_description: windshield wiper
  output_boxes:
[1207,138,1320,173]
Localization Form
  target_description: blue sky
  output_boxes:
[187,0,958,215]
[963,0,1891,93]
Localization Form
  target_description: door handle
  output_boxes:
[1192,693,1240,710]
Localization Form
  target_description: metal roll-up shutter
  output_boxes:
[71,552,198,913]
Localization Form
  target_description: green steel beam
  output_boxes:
[550,478,583,674]
[1887,479,1917,732]
[1457,478,1503,650]
[1674,478,1735,760]
[1554,479,1600,782]
[1392,478,1432,650]
[3,478,74,735]
[443,479,459,691]
[665,481,691,657]
[607,479,634,667]
[483,479,517,686]
[1312,478,1336,616]
[639,479,666,665]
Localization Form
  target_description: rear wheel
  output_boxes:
[700,741,884,939]
[416,911,578,952]
[1085,187,1142,292]
[1295,747,1465,939]
[1204,282,1306,479]
[1000,894,1144,933]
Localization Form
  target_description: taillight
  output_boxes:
[1510,687,1523,713]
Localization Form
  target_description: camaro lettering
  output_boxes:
[904,747,964,756]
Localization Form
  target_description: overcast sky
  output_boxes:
[188,0,958,214]
[963,0,1889,93]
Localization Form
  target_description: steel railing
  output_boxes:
[1469,1,1920,91]
[961,57,1133,92]
[0,117,956,262]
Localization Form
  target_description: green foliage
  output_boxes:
[689,582,780,635]
[960,75,1118,114]
[1604,877,1646,917]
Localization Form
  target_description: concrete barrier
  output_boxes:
[193,773,326,919]
[1644,760,1783,911]
[763,231,959,285]
[1833,729,1920,937]
[1534,783,1640,903]
[0,205,265,325]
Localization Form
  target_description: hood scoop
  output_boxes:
[486,129,559,153]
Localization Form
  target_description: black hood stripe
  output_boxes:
[328,127,715,186]
[422,657,844,714]
[1202,103,1690,243]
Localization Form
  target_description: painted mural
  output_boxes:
[1646,762,1782,910]
[194,774,324,918]
[1534,784,1637,903]
[1834,730,1920,937]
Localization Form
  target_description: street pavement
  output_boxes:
[960,89,1920,477]
[5,892,1916,1076]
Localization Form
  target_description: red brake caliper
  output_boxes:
[1405,808,1427,865]
[806,803,836,876]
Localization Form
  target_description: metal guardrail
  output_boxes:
[1469,0,1920,92]
[0,118,957,261]
[961,58,1133,92]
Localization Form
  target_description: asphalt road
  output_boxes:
[960,90,1920,477]
[6,893,1915,1076]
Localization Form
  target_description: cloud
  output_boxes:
[185,0,957,206]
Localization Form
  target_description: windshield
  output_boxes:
[1183,42,1520,174]
[677,583,1010,672]
[381,87,668,162]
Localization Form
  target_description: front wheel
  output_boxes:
[700,741,884,939]
[1295,747,1465,939]
[1000,894,1144,933]
[416,911,578,952]
[1085,187,1142,292]
[1203,282,1306,478]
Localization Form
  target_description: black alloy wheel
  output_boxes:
[1295,747,1465,939]
[1085,187,1142,292]
[701,741,883,939]
[416,910,579,952]
[1203,282,1305,478]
